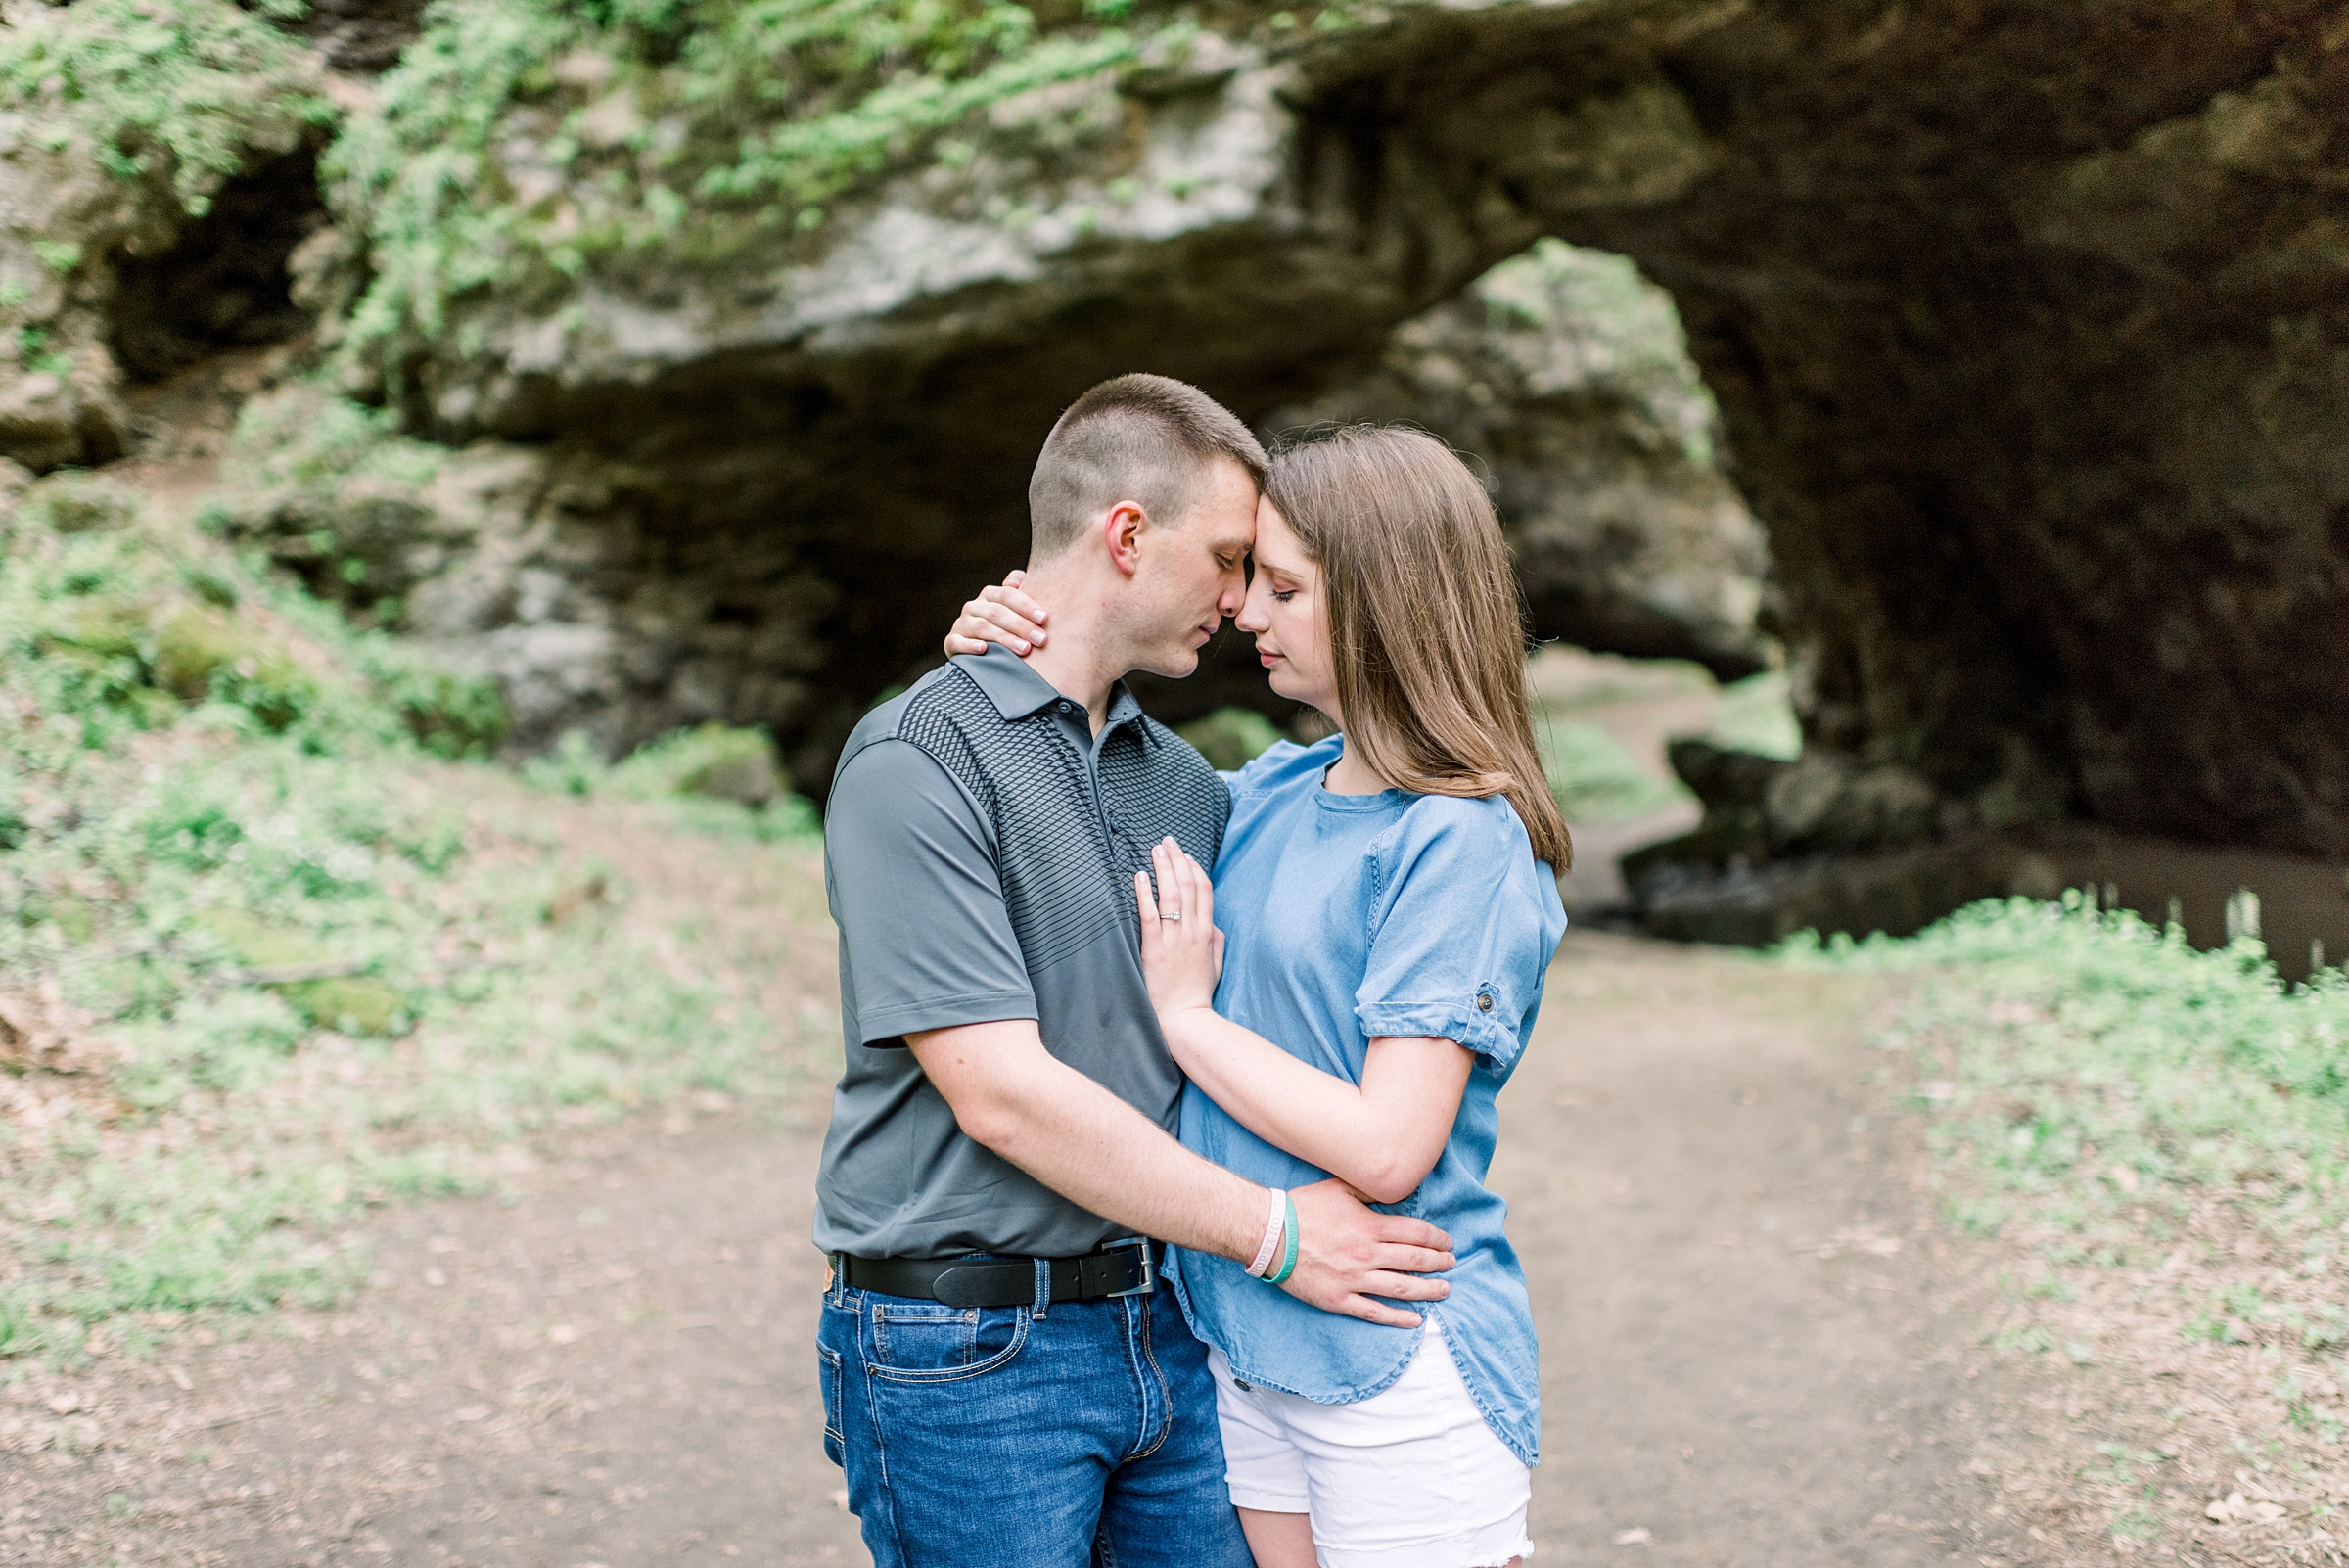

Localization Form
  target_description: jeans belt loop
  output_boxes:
[1032,1256,1052,1320]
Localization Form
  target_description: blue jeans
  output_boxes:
[818,1268,1250,1568]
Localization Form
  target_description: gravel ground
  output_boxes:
[3,930,2101,1567]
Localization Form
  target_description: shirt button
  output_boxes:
[1058,701,1074,715]
[1477,992,1495,1012]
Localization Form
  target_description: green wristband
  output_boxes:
[1265,1194,1301,1286]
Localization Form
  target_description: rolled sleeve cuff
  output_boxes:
[852,990,1038,1048]
[1355,997,1520,1072]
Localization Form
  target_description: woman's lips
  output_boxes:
[1258,651,1283,668]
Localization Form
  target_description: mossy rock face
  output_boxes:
[284,974,407,1038]
[33,597,179,727]
[20,473,139,534]
[152,605,314,729]
[41,596,149,660]
[615,723,782,807]
[672,729,780,807]
[0,0,328,472]
[195,909,407,1037]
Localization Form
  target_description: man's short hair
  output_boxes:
[1027,375,1270,560]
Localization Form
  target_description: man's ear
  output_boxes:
[1100,501,1148,578]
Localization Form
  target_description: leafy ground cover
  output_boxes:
[1795,899,2349,1560]
[0,475,834,1368]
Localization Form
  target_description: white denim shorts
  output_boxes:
[1206,1316,1534,1568]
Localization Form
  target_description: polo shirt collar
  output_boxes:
[952,645,1145,730]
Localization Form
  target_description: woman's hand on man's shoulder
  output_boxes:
[944,571,1049,658]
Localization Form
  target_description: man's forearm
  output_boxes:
[908,1022,1266,1261]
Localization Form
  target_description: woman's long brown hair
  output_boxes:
[1265,425,1573,871]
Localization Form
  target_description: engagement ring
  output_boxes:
[1163,911,1183,921]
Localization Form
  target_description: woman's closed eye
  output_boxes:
[1270,589,1297,604]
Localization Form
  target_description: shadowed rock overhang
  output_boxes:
[324,0,2344,853]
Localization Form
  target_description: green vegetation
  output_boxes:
[1791,897,2349,1539]
[525,722,822,839]
[1708,670,1800,760]
[1787,897,2349,1230]
[0,482,828,1363]
[0,0,325,212]
[1530,659,1798,825]
[200,387,457,627]
[325,0,1221,374]
[219,388,449,506]
[1537,717,1683,824]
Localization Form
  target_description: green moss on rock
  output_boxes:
[41,597,149,661]
[0,0,328,214]
[152,604,314,729]
[195,909,408,1038]
[322,0,1222,377]
[17,473,139,535]
[612,722,782,805]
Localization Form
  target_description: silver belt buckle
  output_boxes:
[1105,1237,1157,1298]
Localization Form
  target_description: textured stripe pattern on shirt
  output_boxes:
[897,668,1230,975]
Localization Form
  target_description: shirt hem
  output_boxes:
[852,991,1038,1044]
[1169,1253,1540,1467]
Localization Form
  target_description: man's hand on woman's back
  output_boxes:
[910,1024,1452,1326]
[1283,1179,1453,1329]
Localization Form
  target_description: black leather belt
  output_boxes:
[836,1240,1159,1309]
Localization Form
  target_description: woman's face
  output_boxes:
[1235,496,1339,721]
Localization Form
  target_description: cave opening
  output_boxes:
[108,147,330,383]
[476,233,1774,815]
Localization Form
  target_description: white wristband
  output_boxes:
[1244,1186,1287,1277]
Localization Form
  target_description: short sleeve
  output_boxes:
[824,738,1036,1046]
[1353,797,1559,1074]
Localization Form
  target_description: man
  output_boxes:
[815,374,1456,1566]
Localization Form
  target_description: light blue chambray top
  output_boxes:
[1166,735,1566,1466]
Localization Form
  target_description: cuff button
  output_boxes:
[1476,992,1495,1012]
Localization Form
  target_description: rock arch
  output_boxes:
[24,0,2324,877]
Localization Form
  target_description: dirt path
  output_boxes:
[5,933,2025,1567]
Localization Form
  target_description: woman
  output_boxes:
[948,426,1569,1568]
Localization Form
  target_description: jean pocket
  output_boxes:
[817,1342,845,1466]
[867,1298,1029,1383]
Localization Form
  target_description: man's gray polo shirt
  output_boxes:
[814,645,1231,1261]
